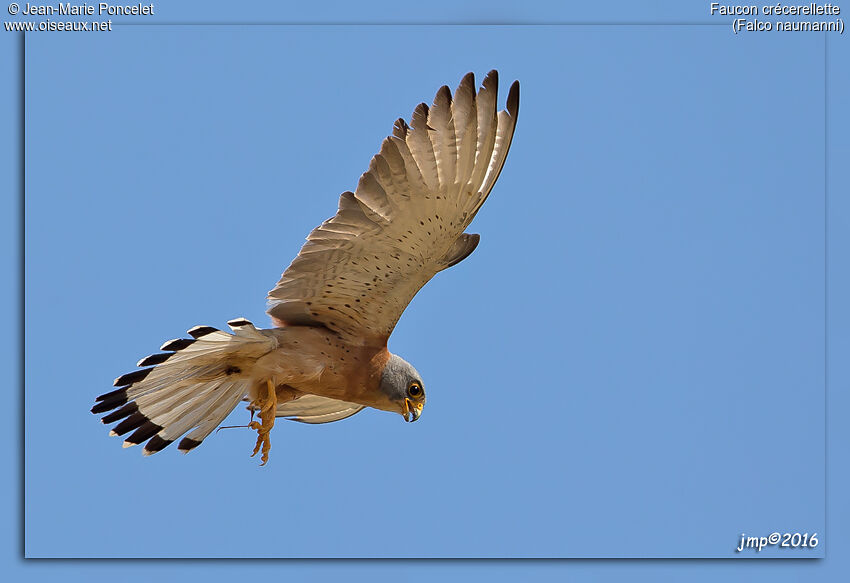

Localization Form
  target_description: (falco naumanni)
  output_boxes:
[92,70,519,464]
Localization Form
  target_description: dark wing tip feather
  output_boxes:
[160,338,195,351]
[454,72,476,104]
[143,435,173,456]
[188,325,219,339]
[100,401,138,424]
[507,80,520,118]
[483,69,499,91]
[91,388,128,414]
[113,367,153,388]
[434,85,452,106]
[124,421,163,446]
[137,353,171,367]
[393,117,409,138]
[112,411,148,436]
[177,437,203,453]
[95,387,124,402]
[411,102,430,128]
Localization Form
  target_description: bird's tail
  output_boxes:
[91,318,276,456]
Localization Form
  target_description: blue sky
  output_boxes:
[3,0,849,581]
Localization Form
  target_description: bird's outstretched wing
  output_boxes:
[267,70,519,343]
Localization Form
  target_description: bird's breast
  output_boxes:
[257,326,390,406]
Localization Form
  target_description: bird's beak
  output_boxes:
[403,399,422,422]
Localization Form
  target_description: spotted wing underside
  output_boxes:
[267,70,519,343]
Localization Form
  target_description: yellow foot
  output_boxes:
[249,379,277,466]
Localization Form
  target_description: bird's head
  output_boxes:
[379,354,426,422]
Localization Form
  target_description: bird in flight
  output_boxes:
[91,70,519,464]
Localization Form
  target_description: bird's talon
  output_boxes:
[248,379,277,465]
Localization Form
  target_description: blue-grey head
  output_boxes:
[379,353,426,422]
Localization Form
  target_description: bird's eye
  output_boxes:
[407,382,422,398]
